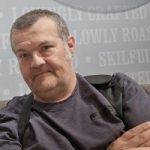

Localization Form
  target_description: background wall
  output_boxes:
[0,0,150,100]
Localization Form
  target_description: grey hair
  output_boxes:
[10,9,70,45]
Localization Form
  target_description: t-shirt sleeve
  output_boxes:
[112,72,150,129]
[0,97,23,150]
[0,121,22,150]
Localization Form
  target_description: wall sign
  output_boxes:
[54,0,150,13]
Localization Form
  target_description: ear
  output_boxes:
[67,35,76,54]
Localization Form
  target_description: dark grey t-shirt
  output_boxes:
[0,73,150,150]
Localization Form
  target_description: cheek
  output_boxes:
[64,49,72,60]
[46,55,63,67]
[19,64,31,80]
[50,57,69,69]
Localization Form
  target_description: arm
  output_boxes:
[107,121,150,150]
[107,73,150,150]
[0,98,23,150]
[0,113,22,149]
[112,73,150,128]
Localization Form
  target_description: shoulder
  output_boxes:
[112,72,149,101]
[111,72,140,88]
[0,95,29,148]
[112,72,135,83]
[0,94,30,115]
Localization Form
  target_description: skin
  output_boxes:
[11,17,76,103]
[107,121,150,150]
[11,15,150,149]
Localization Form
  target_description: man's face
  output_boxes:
[11,17,75,99]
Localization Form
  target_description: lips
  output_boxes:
[33,71,51,80]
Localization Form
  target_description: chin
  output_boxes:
[32,80,56,92]
[32,83,55,94]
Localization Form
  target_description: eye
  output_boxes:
[17,53,30,60]
[42,45,52,51]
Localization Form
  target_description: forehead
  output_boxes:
[11,17,60,50]
[13,17,59,38]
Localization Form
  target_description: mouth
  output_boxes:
[33,71,52,80]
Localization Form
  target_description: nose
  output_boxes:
[31,53,46,68]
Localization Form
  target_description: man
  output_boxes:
[0,9,150,150]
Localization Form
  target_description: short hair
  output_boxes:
[10,9,70,43]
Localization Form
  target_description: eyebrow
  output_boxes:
[38,41,54,47]
[14,40,55,54]
[15,49,28,54]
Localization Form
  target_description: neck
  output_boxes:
[33,73,77,103]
